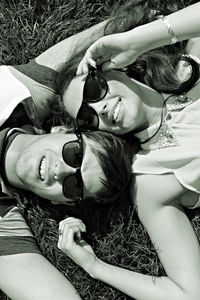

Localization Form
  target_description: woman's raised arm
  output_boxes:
[77,2,200,74]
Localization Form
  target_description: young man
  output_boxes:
[0,123,133,300]
[0,22,134,299]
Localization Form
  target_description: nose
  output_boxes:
[53,161,76,181]
[88,101,108,117]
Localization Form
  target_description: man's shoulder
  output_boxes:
[11,60,58,90]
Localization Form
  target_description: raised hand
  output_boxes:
[76,30,144,75]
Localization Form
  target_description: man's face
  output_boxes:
[5,132,105,204]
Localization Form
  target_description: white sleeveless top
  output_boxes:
[132,55,200,209]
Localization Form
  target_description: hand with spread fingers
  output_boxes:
[76,30,144,75]
[57,217,97,275]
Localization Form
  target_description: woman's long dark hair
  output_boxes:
[54,0,199,116]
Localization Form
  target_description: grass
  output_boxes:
[0,0,200,299]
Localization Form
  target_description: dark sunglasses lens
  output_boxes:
[62,141,82,168]
[63,175,82,200]
[77,105,99,130]
[84,74,108,102]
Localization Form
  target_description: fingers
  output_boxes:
[58,225,74,252]
[58,218,92,253]
[59,217,86,239]
[102,59,117,71]
[77,52,96,75]
[57,217,87,257]
[76,32,137,75]
[76,38,106,75]
[102,51,127,70]
[57,225,87,251]
[57,217,96,273]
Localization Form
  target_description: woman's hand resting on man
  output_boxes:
[57,217,98,277]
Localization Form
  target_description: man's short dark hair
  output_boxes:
[84,131,139,204]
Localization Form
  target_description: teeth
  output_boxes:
[112,101,122,124]
[39,157,46,181]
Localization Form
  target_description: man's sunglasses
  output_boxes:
[62,132,83,202]
[76,68,108,131]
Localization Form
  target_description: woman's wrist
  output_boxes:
[129,18,177,54]
[83,257,103,279]
[132,3,200,53]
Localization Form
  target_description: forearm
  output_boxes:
[90,259,186,300]
[130,3,200,54]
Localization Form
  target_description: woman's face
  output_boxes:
[62,70,146,135]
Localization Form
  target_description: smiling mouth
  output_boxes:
[39,156,46,181]
[112,100,122,124]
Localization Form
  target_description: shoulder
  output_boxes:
[10,60,58,91]
[130,173,186,213]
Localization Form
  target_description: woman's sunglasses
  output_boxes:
[76,68,108,131]
[62,132,83,202]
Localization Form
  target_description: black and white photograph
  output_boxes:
[0,0,200,299]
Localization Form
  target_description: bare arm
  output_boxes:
[58,174,200,300]
[0,253,81,300]
[139,2,200,53]
[186,37,200,60]
[77,2,200,74]
[90,174,200,300]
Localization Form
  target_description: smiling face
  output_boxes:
[5,132,105,204]
[62,70,147,135]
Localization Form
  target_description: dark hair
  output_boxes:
[55,0,199,103]
[83,131,139,204]
[103,1,199,94]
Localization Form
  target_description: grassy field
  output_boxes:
[0,0,200,299]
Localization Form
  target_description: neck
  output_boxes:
[132,78,165,129]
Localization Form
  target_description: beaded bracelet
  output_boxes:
[160,15,178,45]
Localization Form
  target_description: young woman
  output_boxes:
[55,2,200,300]
[59,2,200,135]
